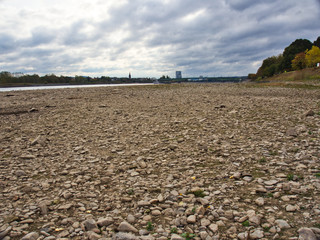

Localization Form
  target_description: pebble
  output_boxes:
[118,222,138,233]
[298,228,318,240]
[21,232,39,240]
[255,197,265,206]
[187,215,196,223]
[275,219,291,229]
[0,84,319,240]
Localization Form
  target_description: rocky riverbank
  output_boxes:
[0,83,319,240]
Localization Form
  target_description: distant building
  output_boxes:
[129,72,131,79]
[176,71,182,79]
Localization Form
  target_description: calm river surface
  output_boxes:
[0,83,154,92]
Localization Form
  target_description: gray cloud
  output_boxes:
[0,0,319,77]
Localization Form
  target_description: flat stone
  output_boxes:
[187,215,196,223]
[275,219,291,229]
[151,210,161,216]
[264,180,278,185]
[97,217,113,227]
[200,218,211,227]
[255,197,264,206]
[21,232,39,240]
[113,232,139,240]
[298,228,317,240]
[208,223,218,233]
[83,219,98,231]
[286,204,297,212]
[86,231,101,240]
[171,234,184,240]
[118,221,138,233]
[250,229,264,239]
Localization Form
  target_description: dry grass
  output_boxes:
[251,68,320,89]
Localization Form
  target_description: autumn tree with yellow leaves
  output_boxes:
[305,46,320,67]
[292,52,307,70]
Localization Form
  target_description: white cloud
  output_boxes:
[0,0,319,77]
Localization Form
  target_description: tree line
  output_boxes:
[249,36,320,80]
[0,72,153,86]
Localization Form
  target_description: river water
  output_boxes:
[0,83,154,92]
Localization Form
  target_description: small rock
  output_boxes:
[118,221,138,233]
[264,179,278,185]
[151,210,161,216]
[255,197,264,206]
[200,218,211,227]
[113,232,138,240]
[237,232,248,240]
[0,227,11,239]
[303,109,315,117]
[187,215,196,223]
[249,215,261,226]
[39,202,48,215]
[171,234,184,240]
[97,217,113,227]
[286,128,298,137]
[127,214,135,223]
[298,227,317,240]
[83,219,98,231]
[250,229,264,239]
[208,224,218,233]
[21,232,39,240]
[275,219,291,229]
[286,204,297,212]
[86,231,101,240]
[15,170,27,177]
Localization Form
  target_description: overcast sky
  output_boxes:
[0,0,319,78]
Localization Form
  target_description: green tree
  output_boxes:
[314,36,320,48]
[256,55,283,78]
[292,52,307,70]
[0,71,13,84]
[280,39,313,71]
[305,46,320,67]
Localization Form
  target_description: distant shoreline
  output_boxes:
[0,83,155,92]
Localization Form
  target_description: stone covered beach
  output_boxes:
[0,83,319,240]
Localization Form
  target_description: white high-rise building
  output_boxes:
[176,71,182,79]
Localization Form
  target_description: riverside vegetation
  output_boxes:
[0,83,319,240]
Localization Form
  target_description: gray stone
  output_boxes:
[86,231,102,240]
[208,224,218,233]
[15,170,27,177]
[187,215,196,223]
[83,219,98,231]
[286,128,298,137]
[171,234,184,240]
[127,214,136,223]
[200,218,211,227]
[113,232,138,240]
[237,232,248,240]
[298,228,317,240]
[264,180,278,185]
[21,232,39,240]
[39,202,48,215]
[250,229,264,239]
[286,204,297,212]
[118,221,138,233]
[255,197,264,206]
[275,219,291,229]
[97,217,113,227]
